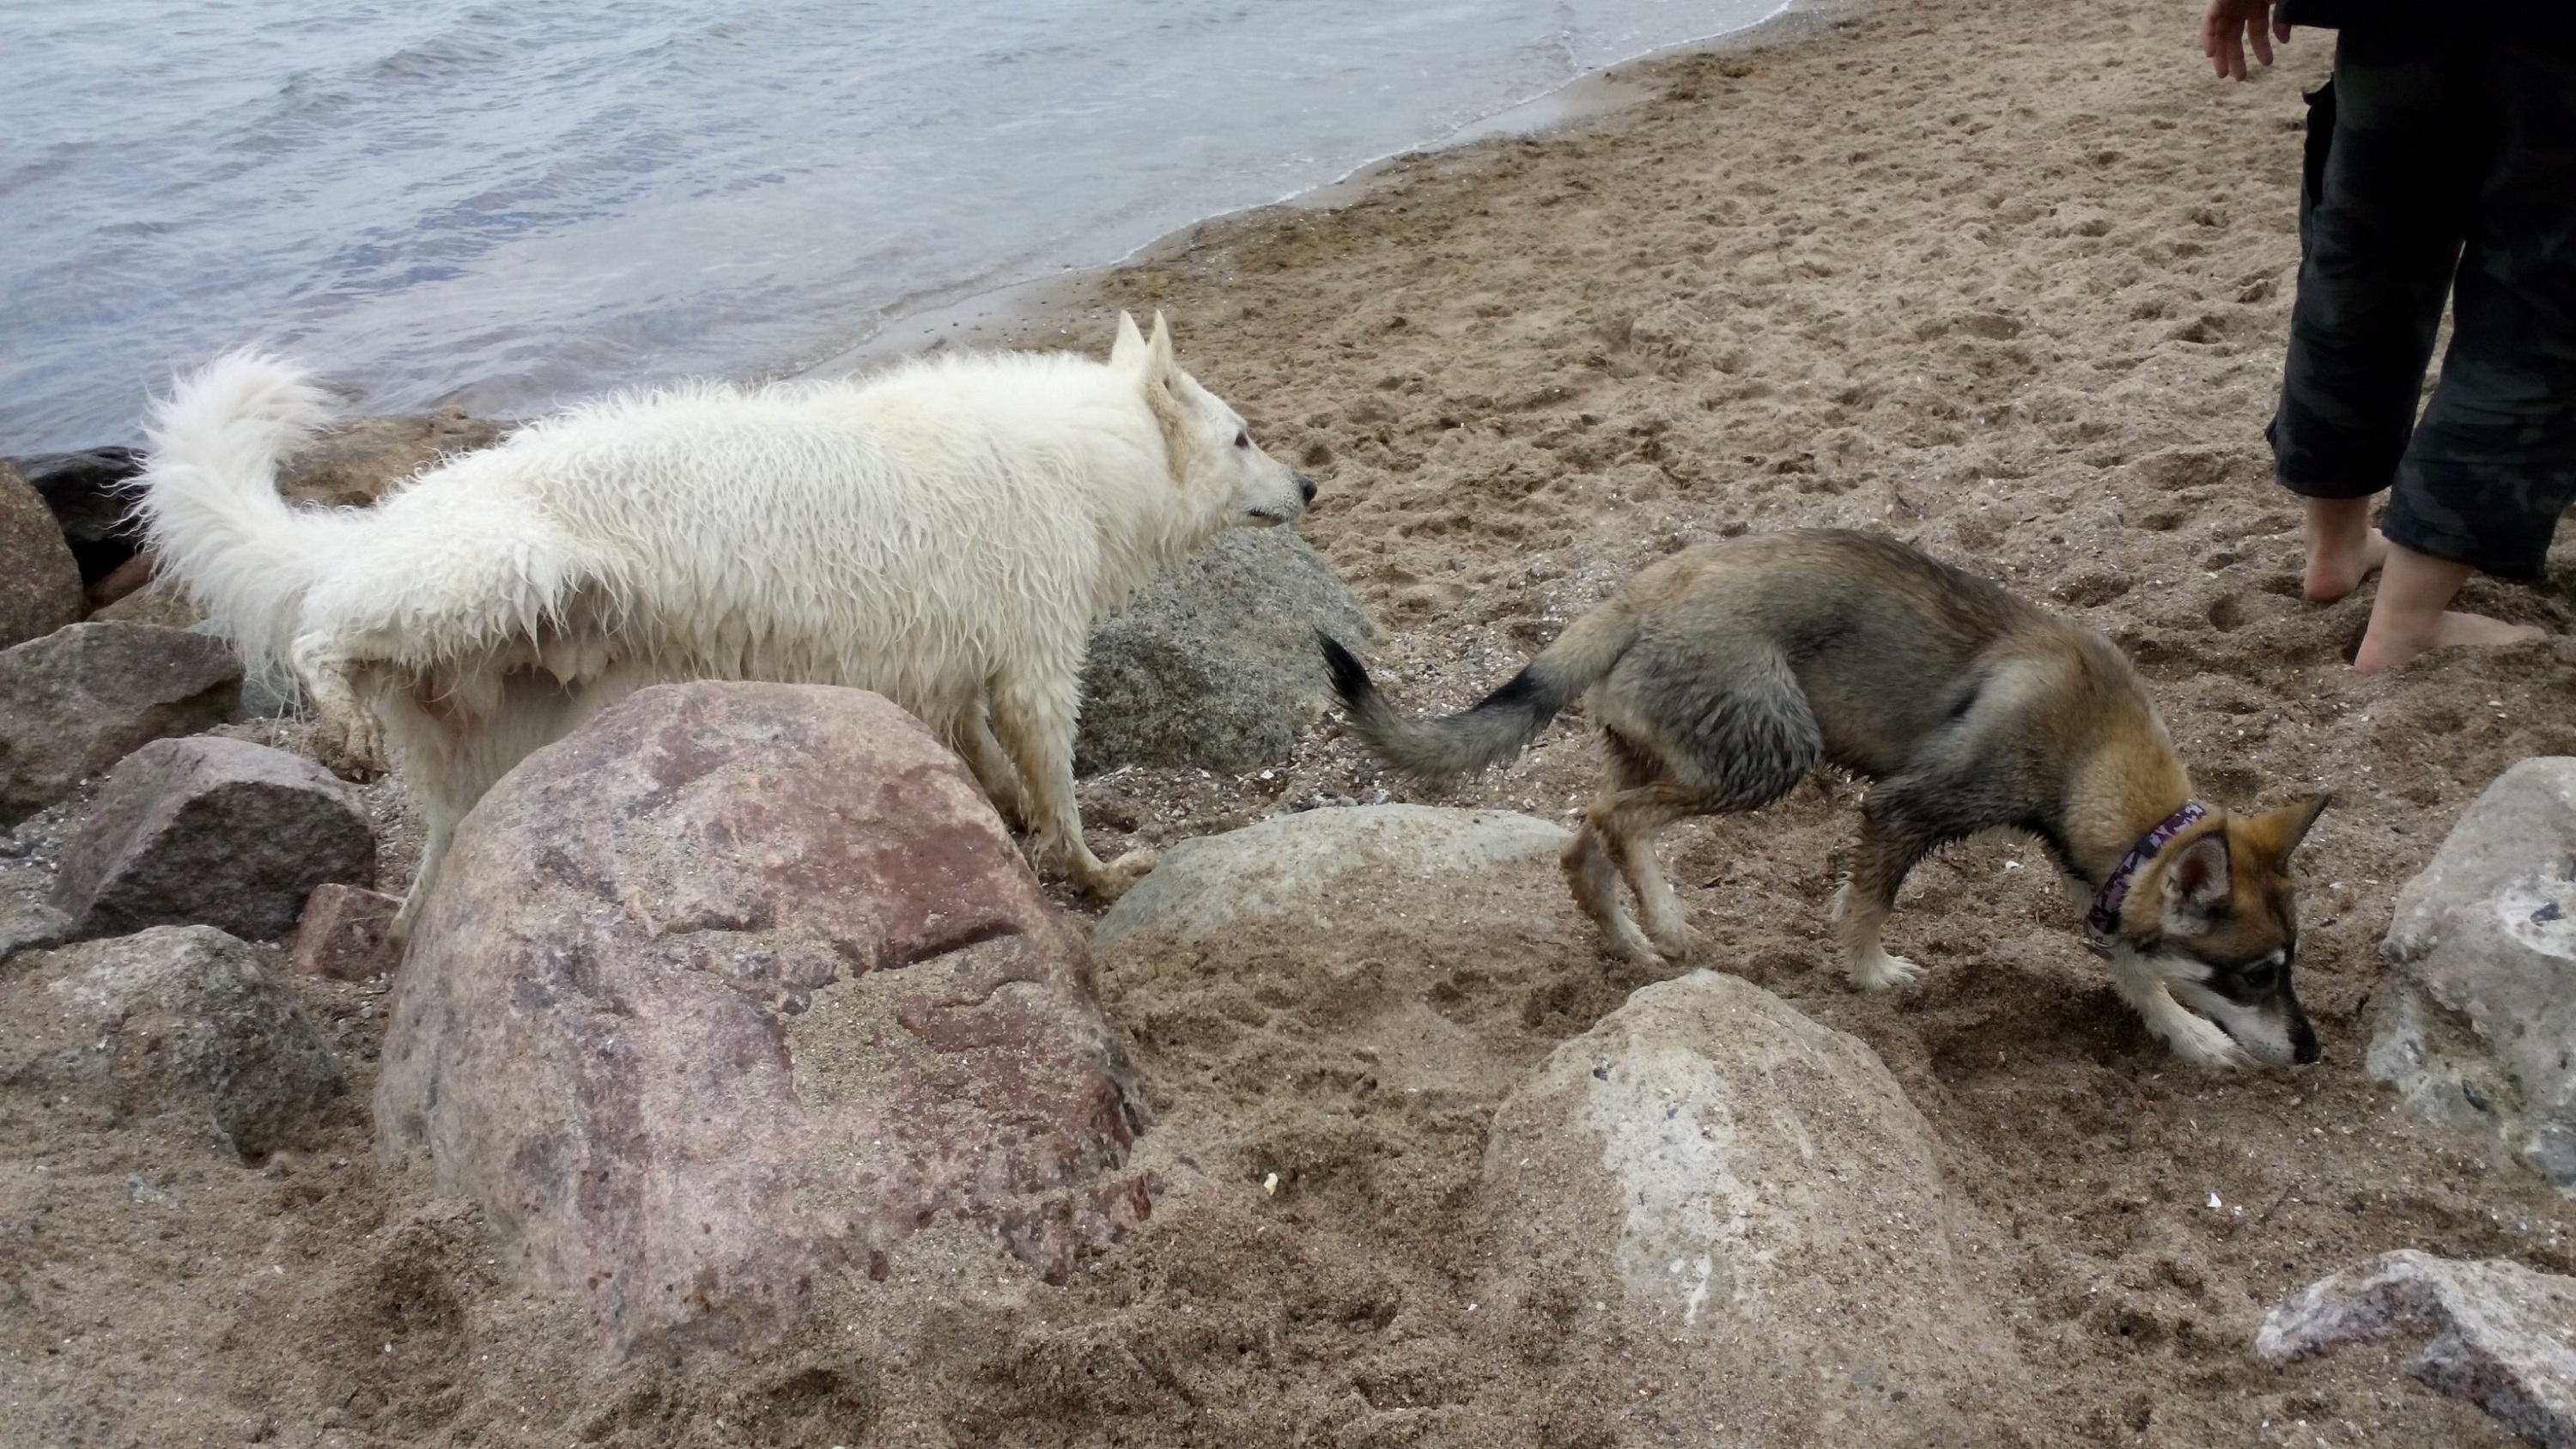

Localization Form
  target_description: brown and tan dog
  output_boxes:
[1324,528,2326,1068]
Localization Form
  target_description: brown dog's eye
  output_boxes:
[1234,429,1249,449]
[2238,960,2279,992]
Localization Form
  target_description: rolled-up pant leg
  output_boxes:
[2379,44,2576,580]
[2267,32,2477,501]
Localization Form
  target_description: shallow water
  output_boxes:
[0,0,1783,450]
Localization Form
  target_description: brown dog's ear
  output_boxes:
[2160,832,2233,917]
[2244,791,2332,867]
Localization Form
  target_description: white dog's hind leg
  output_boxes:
[955,695,1032,831]
[381,665,605,945]
[987,673,1152,899]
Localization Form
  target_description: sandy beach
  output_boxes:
[11,0,2576,1445]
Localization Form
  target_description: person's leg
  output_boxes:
[2269,33,2476,600]
[2363,41,2576,671]
[2303,496,2389,601]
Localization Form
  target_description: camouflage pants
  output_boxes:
[2268,31,2576,579]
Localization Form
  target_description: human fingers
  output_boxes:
[2250,16,2275,69]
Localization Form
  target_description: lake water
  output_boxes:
[1,0,1784,451]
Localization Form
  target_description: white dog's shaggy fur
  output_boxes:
[136,313,1312,936]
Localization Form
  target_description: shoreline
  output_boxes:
[788,0,1844,379]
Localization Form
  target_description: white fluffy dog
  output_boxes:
[137,313,1313,936]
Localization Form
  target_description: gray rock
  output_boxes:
[273,408,508,510]
[2257,1250,2576,1447]
[0,460,83,651]
[89,579,200,630]
[2371,758,2576,1189]
[0,902,75,964]
[288,883,402,981]
[0,925,344,1159]
[378,681,1151,1360]
[52,736,374,942]
[1075,527,1374,774]
[1091,803,1568,953]
[6,446,142,586]
[188,619,291,716]
[0,622,243,827]
[1477,970,2023,1444]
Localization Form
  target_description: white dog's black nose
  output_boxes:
[1297,472,1317,504]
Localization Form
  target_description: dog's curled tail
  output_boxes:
[1320,604,1639,784]
[133,350,344,691]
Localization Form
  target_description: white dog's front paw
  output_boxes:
[312,708,386,776]
[1083,848,1158,902]
[1846,948,1924,991]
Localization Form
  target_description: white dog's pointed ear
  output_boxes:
[1143,310,1176,384]
[1111,311,1148,368]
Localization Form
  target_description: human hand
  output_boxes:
[2202,0,2290,82]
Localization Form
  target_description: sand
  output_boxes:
[9,0,2576,1445]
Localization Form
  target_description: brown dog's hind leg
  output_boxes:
[1562,813,1659,966]
[1595,727,1696,959]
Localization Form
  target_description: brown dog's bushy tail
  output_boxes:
[1320,605,1638,784]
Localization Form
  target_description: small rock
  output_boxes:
[289,883,401,980]
[0,925,344,1159]
[52,736,375,941]
[1075,528,1375,774]
[0,461,83,650]
[1479,971,2023,1442]
[0,622,243,827]
[2371,758,2576,1188]
[2257,1249,2576,1446]
[1091,803,1568,953]
[379,682,1151,1359]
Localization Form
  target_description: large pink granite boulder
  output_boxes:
[375,682,1151,1361]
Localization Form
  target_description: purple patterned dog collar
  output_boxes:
[2085,801,2210,945]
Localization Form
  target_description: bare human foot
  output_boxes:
[2302,497,2388,602]
[2352,539,2546,673]
[2354,610,2547,674]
